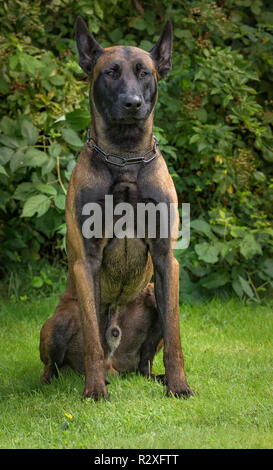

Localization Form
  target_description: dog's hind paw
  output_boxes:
[155,374,168,385]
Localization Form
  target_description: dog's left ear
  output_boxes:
[149,21,173,79]
[75,16,104,74]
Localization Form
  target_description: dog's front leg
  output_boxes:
[150,241,192,398]
[73,257,108,400]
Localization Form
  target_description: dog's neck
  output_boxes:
[90,110,155,158]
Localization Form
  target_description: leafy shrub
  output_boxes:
[0,0,273,301]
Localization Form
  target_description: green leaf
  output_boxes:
[238,275,254,298]
[108,28,123,43]
[65,160,76,180]
[197,141,208,152]
[49,75,65,86]
[232,279,243,298]
[211,225,226,237]
[195,242,220,264]
[32,276,44,288]
[21,119,39,146]
[19,53,43,75]
[261,259,273,278]
[57,223,67,236]
[0,116,16,135]
[41,156,56,176]
[230,226,247,238]
[13,182,36,201]
[240,234,262,259]
[0,189,10,211]
[54,194,66,210]
[196,108,207,123]
[0,135,21,149]
[0,74,9,94]
[163,146,177,159]
[24,149,48,167]
[253,171,266,182]
[211,88,220,95]
[10,150,25,172]
[9,54,18,70]
[187,264,209,278]
[199,272,229,289]
[21,194,51,218]
[174,29,192,39]
[49,142,62,157]
[262,146,273,162]
[194,70,205,81]
[65,109,90,131]
[191,219,215,241]
[0,147,13,165]
[94,0,104,19]
[180,267,200,296]
[0,164,7,175]
[132,18,146,31]
[139,40,154,51]
[41,79,52,91]
[61,128,83,149]
[222,95,232,107]
[259,11,273,25]
[189,134,200,144]
[36,184,57,196]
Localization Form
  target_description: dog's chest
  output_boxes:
[101,176,151,305]
[112,173,140,204]
[76,174,152,305]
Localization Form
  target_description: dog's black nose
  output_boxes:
[111,327,120,338]
[123,95,142,110]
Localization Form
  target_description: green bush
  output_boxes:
[0,0,273,301]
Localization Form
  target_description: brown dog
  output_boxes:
[39,16,192,400]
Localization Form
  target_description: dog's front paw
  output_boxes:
[82,381,109,401]
[167,377,193,399]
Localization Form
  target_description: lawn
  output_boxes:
[0,294,272,449]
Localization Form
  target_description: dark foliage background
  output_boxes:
[0,0,273,301]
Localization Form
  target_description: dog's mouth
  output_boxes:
[109,104,150,124]
[112,110,149,123]
[114,117,144,124]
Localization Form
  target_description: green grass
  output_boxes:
[0,294,272,449]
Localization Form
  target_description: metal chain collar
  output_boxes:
[86,129,159,167]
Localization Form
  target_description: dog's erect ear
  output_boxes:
[75,16,104,74]
[149,21,173,79]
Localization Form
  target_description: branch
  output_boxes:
[56,155,67,195]
[133,0,144,16]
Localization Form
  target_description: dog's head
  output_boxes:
[75,17,172,128]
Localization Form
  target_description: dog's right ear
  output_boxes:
[75,16,104,74]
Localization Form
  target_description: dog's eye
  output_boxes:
[139,70,147,78]
[139,71,148,79]
[105,65,120,78]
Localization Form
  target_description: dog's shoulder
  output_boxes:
[139,152,178,204]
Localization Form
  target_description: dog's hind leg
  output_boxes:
[137,287,163,379]
[39,296,80,384]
